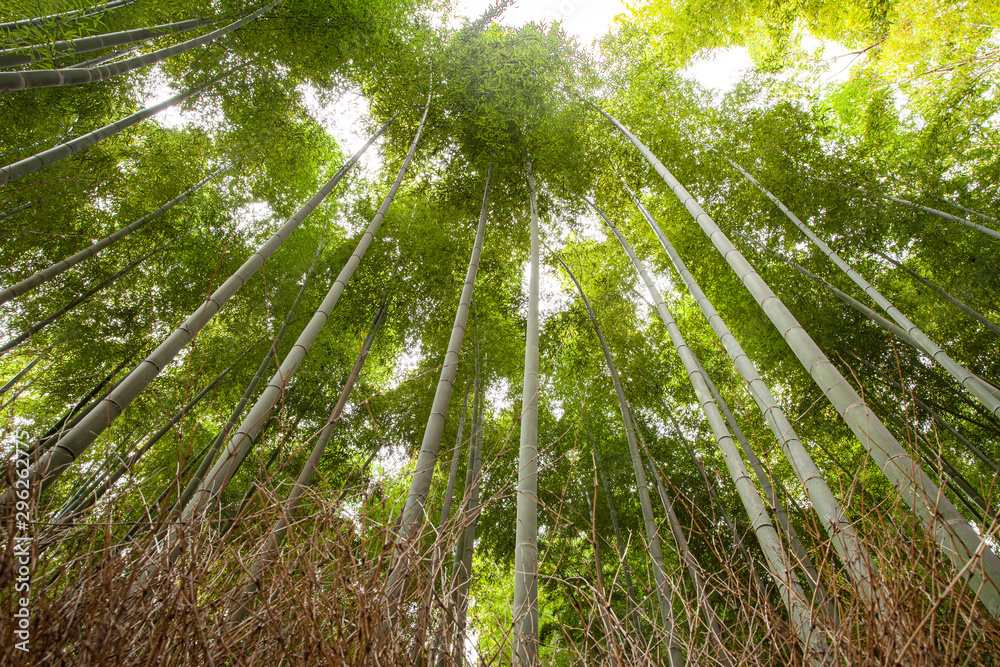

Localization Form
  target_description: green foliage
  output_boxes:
[1,0,999,662]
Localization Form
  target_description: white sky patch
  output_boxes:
[389,337,423,390]
[574,210,607,242]
[232,201,275,233]
[140,66,224,131]
[92,195,116,213]
[682,47,753,96]
[464,627,480,663]
[678,28,875,99]
[800,31,863,87]
[486,377,512,412]
[521,259,572,326]
[374,441,412,479]
[631,284,653,322]
[296,84,382,175]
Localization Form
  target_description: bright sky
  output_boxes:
[151,0,758,144]
[453,0,628,45]
[453,0,754,94]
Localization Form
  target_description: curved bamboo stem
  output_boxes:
[725,158,1000,417]
[590,202,826,660]
[387,157,494,604]
[0,75,227,185]
[552,252,686,667]
[0,0,141,35]
[10,111,395,498]
[0,16,219,68]
[0,1,280,93]
[184,101,428,525]
[0,165,227,305]
[608,188,878,609]
[512,156,540,666]
[598,106,1000,617]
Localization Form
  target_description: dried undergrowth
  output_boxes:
[2,458,1000,667]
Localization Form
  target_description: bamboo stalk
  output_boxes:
[598,106,1000,616]
[0,1,281,92]
[10,111,396,498]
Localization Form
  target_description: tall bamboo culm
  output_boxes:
[0,0,141,35]
[178,96,430,529]
[0,1,281,92]
[0,166,227,304]
[553,252,686,667]
[0,16,220,68]
[0,75,227,185]
[386,159,495,604]
[597,106,1000,617]
[512,156,540,667]
[445,312,484,666]
[593,203,828,662]
[235,301,388,617]
[7,112,397,501]
[610,187,880,609]
[725,158,1000,418]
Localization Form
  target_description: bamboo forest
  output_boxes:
[1,0,999,664]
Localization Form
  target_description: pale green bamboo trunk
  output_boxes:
[593,204,827,661]
[443,320,483,666]
[69,45,139,68]
[512,157,540,667]
[235,301,388,618]
[0,0,141,34]
[0,166,227,305]
[553,253,685,667]
[0,16,219,68]
[887,193,1000,241]
[419,384,470,666]
[726,158,1000,418]
[873,249,1000,337]
[0,74,227,185]
[387,160,495,603]
[9,113,395,500]
[599,107,1000,616]
[610,188,876,609]
[439,385,471,531]
[180,99,429,529]
[0,1,280,92]
[953,201,999,226]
